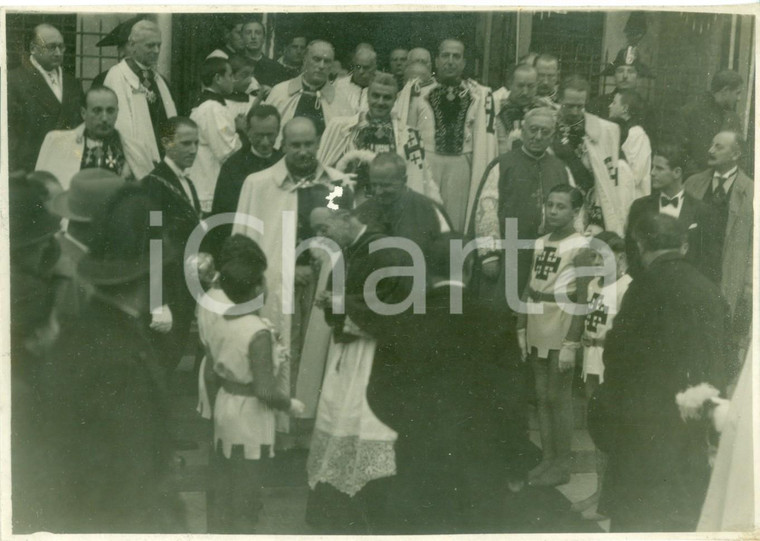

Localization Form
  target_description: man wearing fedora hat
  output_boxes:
[38,186,184,532]
[48,168,126,319]
[36,85,154,191]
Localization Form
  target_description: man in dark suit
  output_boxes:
[366,233,533,534]
[207,104,283,258]
[589,213,729,532]
[685,130,753,380]
[8,23,84,173]
[625,142,721,283]
[141,116,204,376]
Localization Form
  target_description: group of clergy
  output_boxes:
[7,14,754,536]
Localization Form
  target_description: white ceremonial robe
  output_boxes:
[36,123,154,190]
[407,78,499,231]
[188,97,242,212]
[103,59,177,163]
[333,76,368,113]
[621,125,652,199]
[317,112,442,203]
[232,158,349,430]
[392,77,436,128]
[265,75,355,144]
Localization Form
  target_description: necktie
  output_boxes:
[660,195,679,208]
[713,175,729,204]
[48,71,58,87]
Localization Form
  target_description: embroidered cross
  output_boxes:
[484,92,496,134]
[404,130,425,169]
[604,156,618,186]
[534,246,561,280]
[585,292,608,332]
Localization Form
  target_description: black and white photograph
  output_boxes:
[1,5,756,537]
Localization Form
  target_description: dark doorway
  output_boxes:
[271,12,480,75]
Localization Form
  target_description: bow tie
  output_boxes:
[660,195,680,208]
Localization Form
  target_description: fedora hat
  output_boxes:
[49,168,126,222]
[78,185,179,285]
[10,174,61,251]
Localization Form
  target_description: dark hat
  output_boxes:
[78,185,177,285]
[96,15,147,48]
[624,11,648,40]
[10,174,61,251]
[601,46,653,78]
[49,168,126,222]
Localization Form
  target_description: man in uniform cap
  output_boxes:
[586,46,652,120]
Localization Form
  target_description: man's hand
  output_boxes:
[517,328,528,362]
[558,345,576,372]
[314,290,332,310]
[289,398,306,416]
[294,265,313,286]
[150,305,173,333]
[481,259,499,280]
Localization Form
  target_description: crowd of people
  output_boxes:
[7,13,754,536]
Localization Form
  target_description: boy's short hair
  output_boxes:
[228,54,256,74]
[219,234,268,304]
[200,57,230,87]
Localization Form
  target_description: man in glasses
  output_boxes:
[8,23,84,174]
[334,45,377,113]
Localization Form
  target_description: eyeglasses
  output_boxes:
[38,43,66,53]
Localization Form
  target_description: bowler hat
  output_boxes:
[78,185,178,285]
[10,174,61,250]
[600,46,653,78]
[49,168,126,222]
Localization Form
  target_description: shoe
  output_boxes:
[529,464,571,487]
[528,460,553,481]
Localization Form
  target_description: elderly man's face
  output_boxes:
[243,22,265,54]
[131,28,161,68]
[369,162,406,207]
[303,42,334,87]
[367,82,396,120]
[615,65,638,90]
[31,26,65,72]
[436,41,465,83]
[510,69,537,106]
[310,208,353,248]
[389,49,408,77]
[560,88,587,124]
[82,90,119,140]
[408,48,432,70]
[707,132,741,170]
[522,114,555,155]
[352,49,377,88]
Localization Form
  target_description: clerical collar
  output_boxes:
[199,89,226,106]
[250,145,273,159]
[302,79,325,93]
[133,59,150,71]
[520,146,546,161]
[349,225,368,247]
[432,280,466,290]
[248,52,264,61]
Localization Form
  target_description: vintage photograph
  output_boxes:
[3,6,756,537]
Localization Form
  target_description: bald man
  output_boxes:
[103,20,177,162]
[8,23,84,173]
[495,64,541,154]
[357,152,451,256]
[334,47,377,112]
[407,47,432,71]
[233,117,354,437]
[472,107,570,306]
[266,39,354,141]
